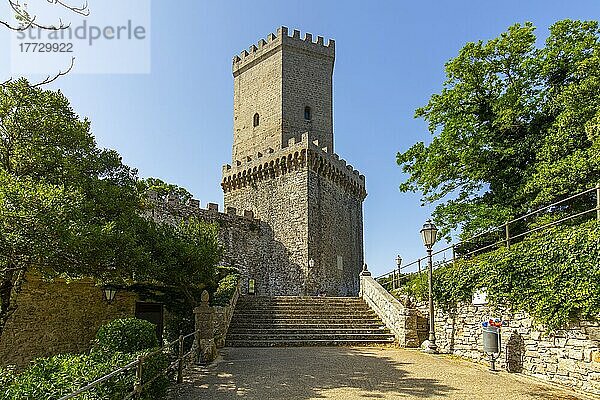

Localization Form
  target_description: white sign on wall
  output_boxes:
[472,288,488,306]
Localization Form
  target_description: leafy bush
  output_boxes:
[211,272,240,306]
[396,221,600,331]
[93,318,158,354]
[1,319,171,400]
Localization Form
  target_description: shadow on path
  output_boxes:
[168,347,453,399]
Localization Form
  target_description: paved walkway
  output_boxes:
[168,347,594,400]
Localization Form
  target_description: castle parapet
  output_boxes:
[232,26,335,76]
[221,131,366,200]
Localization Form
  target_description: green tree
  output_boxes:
[138,177,193,203]
[0,80,223,341]
[0,79,142,337]
[398,20,600,238]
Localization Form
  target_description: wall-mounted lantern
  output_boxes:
[102,285,118,304]
[248,278,255,295]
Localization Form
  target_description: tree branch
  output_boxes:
[31,57,75,87]
[1,0,90,31]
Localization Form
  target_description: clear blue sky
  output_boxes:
[1,0,599,276]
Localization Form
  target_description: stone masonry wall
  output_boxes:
[223,27,365,296]
[359,274,419,347]
[0,273,137,367]
[415,302,600,395]
[212,279,241,348]
[221,132,366,296]
[231,26,335,161]
[281,28,334,153]
[308,159,363,296]
[148,197,289,296]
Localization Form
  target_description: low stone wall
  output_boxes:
[0,273,137,367]
[213,281,242,348]
[359,273,418,347]
[415,302,600,395]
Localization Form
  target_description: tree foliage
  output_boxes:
[138,177,193,203]
[398,20,600,238]
[395,221,600,331]
[0,80,222,341]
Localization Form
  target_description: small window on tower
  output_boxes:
[253,113,260,127]
[304,106,312,121]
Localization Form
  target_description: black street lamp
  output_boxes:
[396,254,402,274]
[421,219,438,354]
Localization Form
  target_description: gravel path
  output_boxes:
[167,347,595,400]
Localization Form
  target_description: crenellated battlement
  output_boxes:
[145,191,261,225]
[221,131,366,200]
[232,26,335,76]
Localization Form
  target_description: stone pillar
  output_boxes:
[193,290,217,364]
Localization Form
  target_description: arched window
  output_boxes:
[253,113,260,127]
[304,106,312,121]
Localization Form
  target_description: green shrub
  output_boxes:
[1,351,170,400]
[93,318,158,355]
[2,318,172,400]
[396,221,600,331]
[211,273,240,306]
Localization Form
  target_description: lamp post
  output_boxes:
[394,255,402,289]
[421,219,438,353]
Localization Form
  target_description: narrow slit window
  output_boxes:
[253,113,260,127]
[304,106,311,121]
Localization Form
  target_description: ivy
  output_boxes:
[395,221,600,331]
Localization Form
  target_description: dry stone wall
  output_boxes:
[415,302,600,395]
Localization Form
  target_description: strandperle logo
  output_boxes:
[16,20,147,46]
[10,0,151,74]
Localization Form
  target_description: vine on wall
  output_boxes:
[394,221,600,331]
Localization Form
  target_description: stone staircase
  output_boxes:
[226,296,395,346]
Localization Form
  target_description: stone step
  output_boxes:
[235,306,371,311]
[237,298,365,304]
[229,318,384,326]
[228,327,391,334]
[225,339,395,347]
[230,322,386,328]
[231,310,377,316]
[226,333,395,341]
[237,299,365,304]
[227,296,394,347]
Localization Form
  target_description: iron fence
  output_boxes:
[58,329,199,400]
[376,184,600,290]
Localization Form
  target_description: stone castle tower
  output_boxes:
[221,27,366,296]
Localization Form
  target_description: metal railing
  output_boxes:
[58,329,199,400]
[376,184,600,289]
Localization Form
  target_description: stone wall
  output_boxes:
[308,159,364,296]
[415,302,600,395]
[0,273,137,367]
[231,26,335,160]
[221,132,366,296]
[222,27,366,296]
[359,273,419,347]
[148,196,289,296]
